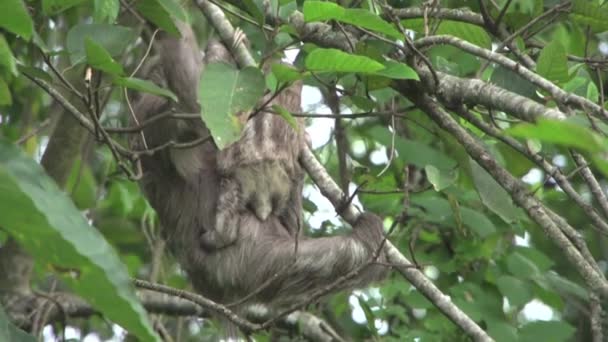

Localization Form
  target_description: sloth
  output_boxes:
[130,21,388,308]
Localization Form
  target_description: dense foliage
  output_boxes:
[1,0,608,341]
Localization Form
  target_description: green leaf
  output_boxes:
[374,60,419,80]
[305,48,385,74]
[506,118,606,153]
[0,77,12,105]
[94,0,120,23]
[469,159,520,223]
[0,141,159,342]
[42,0,86,14]
[487,321,517,342]
[496,275,533,307]
[67,24,136,64]
[114,77,177,102]
[0,305,36,342]
[272,104,299,131]
[342,9,401,38]
[66,159,98,210]
[85,38,124,76]
[199,63,266,149]
[491,65,538,99]
[156,0,187,22]
[271,63,302,84]
[241,0,266,25]
[425,165,456,191]
[571,0,608,33]
[136,0,179,36]
[0,0,34,40]
[536,40,568,84]
[545,272,587,300]
[519,321,575,342]
[437,21,491,49]
[460,207,497,237]
[0,34,18,76]
[303,1,343,22]
[514,246,554,272]
[303,1,401,39]
[506,251,540,278]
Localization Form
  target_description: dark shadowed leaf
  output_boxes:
[42,0,86,14]
[470,159,520,223]
[67,24,136,64]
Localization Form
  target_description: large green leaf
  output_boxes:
[199,63,266,149]
[306,48,385,74]
[303,1,401,39]
[156,0,187,22]
[0,141,159,342]
[136,0,180,36]
[85,38,124,76]
[67,24,136,64]
[0,0,33,40]
[506,118,606,153]
[305,48,417,80]
[536,40,568,85]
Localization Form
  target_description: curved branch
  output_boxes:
[415,35,607,120]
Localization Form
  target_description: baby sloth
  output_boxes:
[131,21,388,308]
